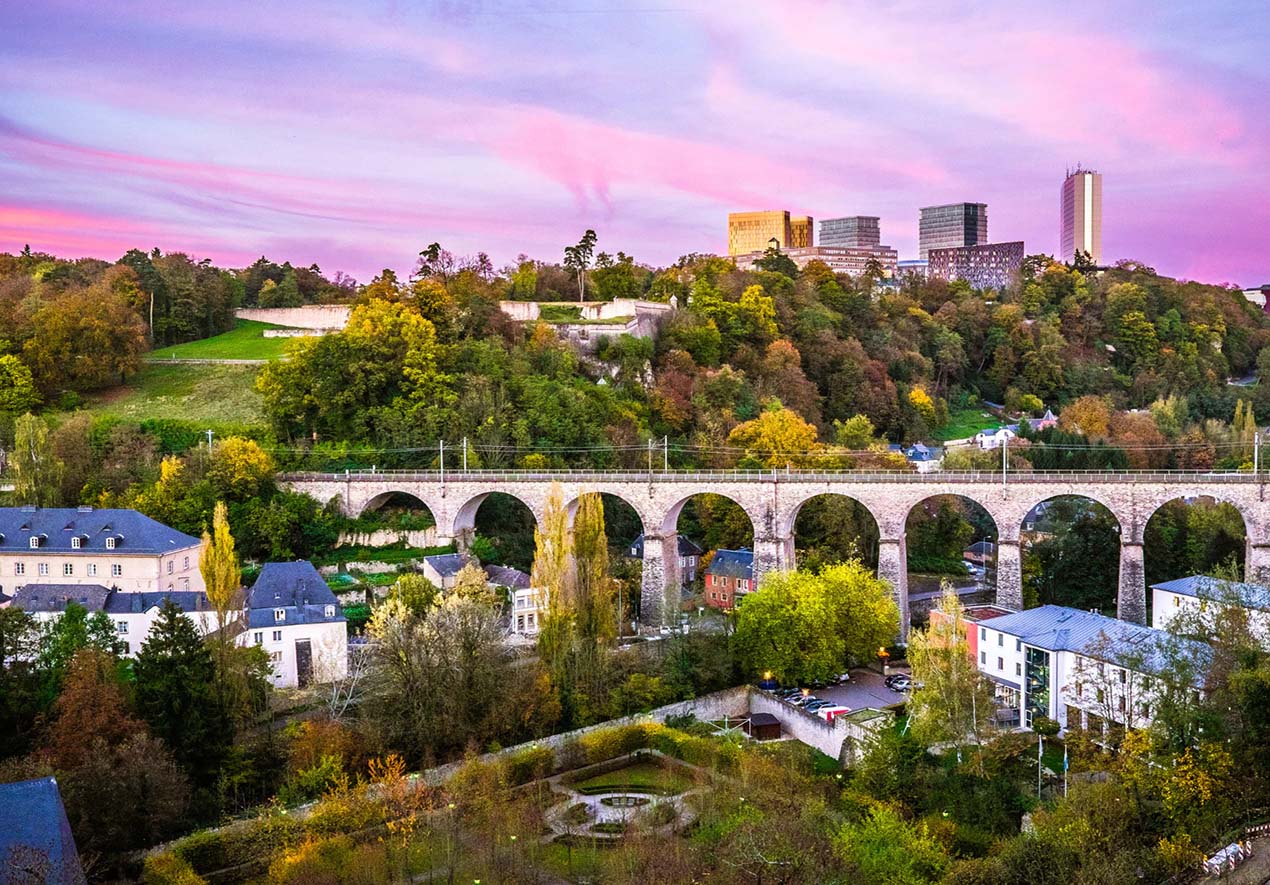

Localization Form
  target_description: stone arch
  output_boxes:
[1018,493,1127,619]
[780,492,882,572]
[357,489,439,519]
[451,490,541,553]
[902,494,999,614]
[659,491,757,541]
[564,491,648,547]
[1143,493,1249,586]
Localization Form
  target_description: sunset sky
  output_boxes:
[2,0,1266,285]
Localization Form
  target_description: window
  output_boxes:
[1173,596,1181,608]
[998,633,1003,647]
[111,564,122,577]
[106,537,116,550]
[167,561,174,574]
[123,642,131,655]
[980,627,986,641]
[183,556,189,569]
[28,537,38,549]
[979,651,986,665]
[71,536,81,549]
[37,563,48,576]
[87,564,97,577]
[1096,688,1105,704]
[254,632,262,645]
[63,563,73,576]
[998,656,1004,670]
[14,563,24,576]
[1140,702,1151,718]
[1076,683,1083,699]
[274,608,286,622]
[269,651,282,663]
[272,630,282,642]
[1118,697,1126,713]
[116,621,128,634]
[1016,639,1021,652]
[324,604,336,618]
[1016,662,1021,676]
[1118,669,1126,684]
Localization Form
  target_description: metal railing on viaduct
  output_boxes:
[278,469,1270,635]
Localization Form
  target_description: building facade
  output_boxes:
[1060,168,1103,264]
[703,548,755,610]
[727,211,813,256]
[928,241,1025,290]
[733,245,898,278]
[246,561,348,689]
[0,507,203,598]
[630,533,703,585]
[1151,574,1270,640]
[965,604,1208,734]
[918,203,988,259]
[819,216,880,248]
[895,259,928,279]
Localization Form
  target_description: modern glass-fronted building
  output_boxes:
[820,216,881,248]
[918,202,988,259]
[1060,168,1102,264]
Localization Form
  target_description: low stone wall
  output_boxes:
[317,560,402,576]
[236,305,351,330]
[421,686,750,786]
[336,528,437,549]
[262,328,324,338]
[749,691,892,765]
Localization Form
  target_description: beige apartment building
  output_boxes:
[0,507,204,598]
[727,210,813,255]
[1060,168,1103,264]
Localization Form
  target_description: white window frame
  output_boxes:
[272,630,282,642]
[28,537,39,549]
[71,536,81,549]
[274,608,286,622]
[63,563,73,576]
[87,563,97,577]
[106,537,116,550]
[14,562,24,576]
[38,563,49,576]
[111,563,122,577]
[116,621,128,634]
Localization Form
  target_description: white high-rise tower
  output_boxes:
[1061,168,1102,264]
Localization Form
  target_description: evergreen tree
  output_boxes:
[134,601,230,792]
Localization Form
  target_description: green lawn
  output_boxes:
[76,363,266,426]
[148,320,296,361]
[573,760,694,796]
[932,407,1001,442]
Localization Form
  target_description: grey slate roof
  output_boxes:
[0,777,86,885]
[1151,574,1270,613]
[982,605,1211,677]
[965,541,996,556]
[9,584,112,613]
[705,548,754,580]
[103,590,212,615]
[423,553,470,578]
[628,534,704,558]
[247,561,345,629]
[484,564,531,590]
[0,507,200,555]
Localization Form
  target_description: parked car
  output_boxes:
[817,705,851,722]
[803,700,832,712]
[831,672,852,685]
[886,674,912,692]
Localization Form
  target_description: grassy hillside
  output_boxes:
[148,319,295,361]
[78,363,266,426]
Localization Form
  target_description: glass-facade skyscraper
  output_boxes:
[918,203,988,259]
[819,216,881,248]
[1060,168,1102,264]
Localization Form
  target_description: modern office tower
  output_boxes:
[820,216,881,248]
[927,241,1025,290]
[918,203,988,259]
[727,210,814,255]
[1060,167,1103,264]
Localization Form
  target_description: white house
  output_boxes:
[967,605,1209,734]
[5,584,215,657]
[0,507,203,598]
[421,553,473,590]
[973,427,1016,451]
[1151,574,1270,640]
[244,561,347,689]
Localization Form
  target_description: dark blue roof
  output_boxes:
[0,777,86,884]
[103,590,211,614]
[0,507,199,555]
[483,564,530,589]
[10,584,112,613]
[982,605,1210,677]
[247,561,344,629]
[705,548,754,579]
[628,534,704,558]
[1151,575,1270,613]
[423,553,469,578]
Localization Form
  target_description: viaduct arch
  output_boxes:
[284,469,1270,637]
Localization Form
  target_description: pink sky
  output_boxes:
[1,0,1266,285]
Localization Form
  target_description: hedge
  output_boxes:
[170,814,305,875]
[142,853,207,885]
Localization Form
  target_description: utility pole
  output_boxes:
[205,429,214,450]
[1001,435,1008,487]
[663,436,669,471]
[1255,432,1261,475]
[462,436,468,471]
[647,438,653,474]
[439,440,445,485]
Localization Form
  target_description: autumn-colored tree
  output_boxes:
[1059,394,1112,438]
[208,437,275,500]
[451,561,498,606]
[10,413,63,507]
[572,492,615,645]
[726,405,823,468]
[0,354,39,414]
[42,647,144,772]
[534,483,574,681]
[201,501,241,638]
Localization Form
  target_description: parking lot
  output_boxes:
[803,668,908,712]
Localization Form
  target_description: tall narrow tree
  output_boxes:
[533,483,573,681]
[11,413,63,507]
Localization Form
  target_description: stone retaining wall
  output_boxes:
[236,305,351,330]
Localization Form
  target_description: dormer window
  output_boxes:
[106,537,116,550]
[28,537,39,549]
[71,536,82,549]
[324,604,336,618]
[274,608,286,622]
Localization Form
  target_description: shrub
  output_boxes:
[171,814,306,875]
[142,853,207,885]
[503,744,554,786]
[278,755,345,806]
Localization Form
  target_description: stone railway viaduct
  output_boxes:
[279,470,1270,636]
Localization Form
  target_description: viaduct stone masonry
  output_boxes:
[279,470,1270,636]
